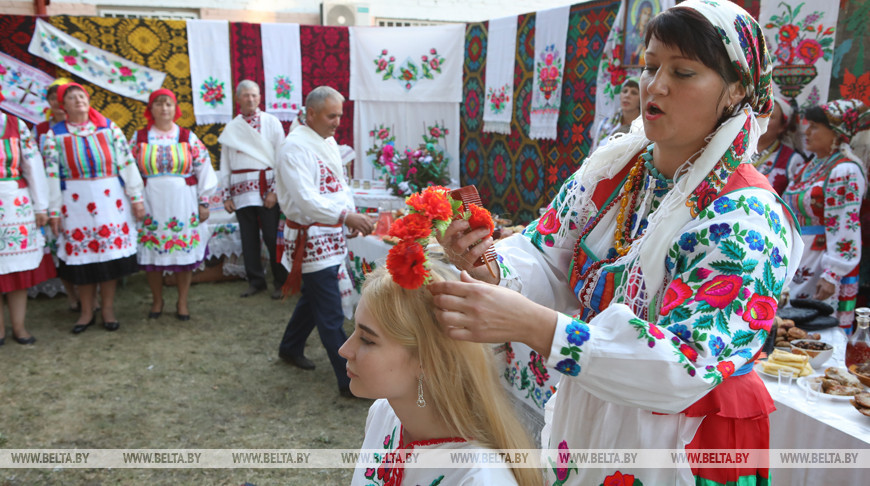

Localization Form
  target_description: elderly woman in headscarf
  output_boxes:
[42,82,145,334]
[783,99,869,333]
[590,76,641,153]
[130,89,217,321]
[753,96,806,194]
[429,1,802,484]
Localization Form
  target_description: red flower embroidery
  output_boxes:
[114,236,123,248]
[660,279,692,316]
[122,222,129,235]
[72,229,86,242]
[536,207,560,235]
[98,225,111,238]
[717,361,735,379]
[72,193,80,202]
[104,189,111,196]
[556,440,571,482]
[388,213,432,241]
[695,275,743,309]
[742,293,777,332]
[778,24,799,43]
[87,240,100,252]
[386,240,429,289]
[87,202,97,214]
[648,323,665,339]
[679,343,698,362]
[65,242,74,255]
[116,199,123,209]
[18,225,27,237]
[603,471,636,486]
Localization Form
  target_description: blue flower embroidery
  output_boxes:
[769,211,781,233]
[747,196,764,215]
[771,247,782,267]
[746,230,764,251]
[714,197,737,213]
[679,232,698,252]
[709,335,725,356]
[566,320,590,346]
[556,359,580,376]
[710,223,731,243]
[668,324,691,342]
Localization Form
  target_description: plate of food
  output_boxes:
[754,349,814,379]
[797,367,867,400]
[850,392,870,417]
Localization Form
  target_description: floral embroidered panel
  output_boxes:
[349,24,464,103]
[260,22,303,122]
[27,18,166,103]
[0,51,54,124]
[186,20,233,125]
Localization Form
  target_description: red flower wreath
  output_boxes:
[386,186,494,289]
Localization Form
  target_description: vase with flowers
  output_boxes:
[765,1,835,100]
[366,123,451,197]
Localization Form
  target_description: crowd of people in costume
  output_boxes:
[0,1,868,484]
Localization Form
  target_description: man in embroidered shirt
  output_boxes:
[218,80,288,298]
[275,86,373,396]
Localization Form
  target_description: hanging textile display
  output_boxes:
[27,18,166,103]
[349,24,464,103]
[187,20,233,125]
[353,100,459,185]
[260,22,303,122]
[529,5,570,140]
[760,0,839,110]
[0,51,54,124]
[482,16,517,135]
[299,25,354,147]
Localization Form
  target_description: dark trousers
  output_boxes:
[235,204,288,290]
[279,265,349,389]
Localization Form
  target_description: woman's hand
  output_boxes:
[429,271,557,357]
[198,205,210,223]
[131,201,146,221]
[815,279,836,301]
[35,213,48,227]
[49,217,61,235]
[264,192,278,209]
[436,219,498,284]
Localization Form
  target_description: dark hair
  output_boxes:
[803,105,829,126]
[645,7,738,85]
[46,84,60,98]
[623,79,639,90]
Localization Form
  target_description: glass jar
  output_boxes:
[845,307,870,368]
[374,205,393,237]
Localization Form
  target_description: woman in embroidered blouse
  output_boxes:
[0,110,55,346]
[783,100,868,333]
[341,264,538,486]
[753,97,806,195]
[43,83,145,334]
[430,2,802,485]
[590,77,641,153]
[131,89,217,321]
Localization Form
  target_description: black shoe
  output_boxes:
[13,335,36,345]
[72,316,96,334]
[176,312,190,321]
[103,321,120,331]
[280,353,315,370]
[240,285,265,298]
[148,300,164,319]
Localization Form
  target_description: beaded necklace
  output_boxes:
[571,146,651,284]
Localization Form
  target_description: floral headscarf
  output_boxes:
[821,99,870,143]
[558,0,798,313]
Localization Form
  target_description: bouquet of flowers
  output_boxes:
[366,123,451,197]
[765,2,835,66]
[386,186,494,289]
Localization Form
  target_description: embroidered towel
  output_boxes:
[353,100,459,184]
[27,18,166,103]
[349,24,464,103]
[261,23,303,122]
[529,6,570,140]
[187,20,233,125]
[0,51,54,124]
[483,16,517,135]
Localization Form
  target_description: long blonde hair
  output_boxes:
[361,262,540,485]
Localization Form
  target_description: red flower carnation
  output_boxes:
[406,186,454,222]
[387,240,429,289]
[389,213,432,241]
[466,203,494,237]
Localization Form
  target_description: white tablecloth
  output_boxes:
[351,188,405,213]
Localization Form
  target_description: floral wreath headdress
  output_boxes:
[386,186,495,289]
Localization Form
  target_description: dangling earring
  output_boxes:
[830,137,839,154]
[417,373,427,408]
[725,104,735,118]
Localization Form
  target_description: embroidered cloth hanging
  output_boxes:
[0,50,54,124]
[187,20,233,125]
[27,18,166,103]
[482,16,517,135]
[529,5,570,140]
[349,24,464,103]
[260,22,303,122]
